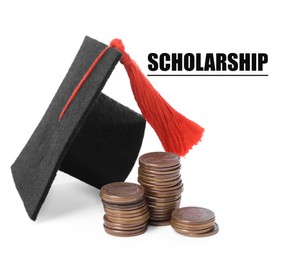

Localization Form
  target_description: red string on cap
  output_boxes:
[58,46,110,121]
[59,39,204,156]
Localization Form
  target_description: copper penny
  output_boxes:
[139,166,181,175]
[147,197,181,208]
[138,179,182,192]
[103,199,146,211]
[104,220,147,231]
[106,211,150,224]
[148,219,171,226]
[138,175,182,187]
[144,184,183,198]
[139,164,181,172]
[139,152,180,168]
[105,209,149,219]
[103,214,147,229]
[149,215,172,221]
[103,224,147,237]
[148,201,180,210]
[171,207,215,226]
[172,223,219,237]
[171,219,216,230]
[143,181,183,192]
[100,182,145,204]
[138,172,181,181]
[104,204,148,216]
[149,207,177,215]
[146,194,182,203]
[150,213,174,221]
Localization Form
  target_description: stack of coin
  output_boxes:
[100,182,150,237]
[171,206,219,237]
[138,152,183,226]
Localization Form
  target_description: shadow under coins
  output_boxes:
[37,181,102,222]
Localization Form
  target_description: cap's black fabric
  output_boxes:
[11,36,146,220]
[60,93,145,188]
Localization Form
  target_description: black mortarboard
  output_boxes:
[11,36,146,220]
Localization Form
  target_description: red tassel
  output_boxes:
[110,39,204,156]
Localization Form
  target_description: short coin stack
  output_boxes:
[138,152,183,226]
[100,182,150,236]
[171,207,219,237]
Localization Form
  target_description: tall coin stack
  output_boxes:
[100,182,150,237]
[138,152,183,226]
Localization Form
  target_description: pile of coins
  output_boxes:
[100,182,150,237]
[171,206,219,237]
[138,152,183,226]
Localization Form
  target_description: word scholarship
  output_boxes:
[148,53,268,72]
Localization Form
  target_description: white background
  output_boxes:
[1,0,285,259]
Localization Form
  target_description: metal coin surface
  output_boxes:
[138,176,182,187]
[103,214,146,229]
[104,204,148,216]
[147,197,181,207]
[139,152,180,168]
[171,207,215,225]
[139,166,181,175]
[104,220,147,231]
[103,199,146,211]
[146,194,181,202]
[171,219,215,230]
[103,224,147,237]
[138,171,181,181]
[144,181,183,192]
[144,184,183,197]
[172,223,219,237]
[100,182,145,204]
[148,219,171,226]
[106,211,150,224]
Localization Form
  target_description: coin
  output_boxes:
[149,211,174,218]
[103,214,146,229]
[171,219,215,230]
[139,170,180,179]
[139,152,180,168]
[171,207,215,225]
[100,182,145,204]
[138,179,182,192]
[139,164,181,172]
[149,215,172,221]
[104,204,148,216]
[139,166,181,175]
[105,209,149,222]
[103,224,148,237]
[147,197,181,208]
[147,181,183,192]
[172,223,219,237]
[144,185,183,198]
[106,211,150,225]
[148,219,171,226]
[146,194,181,203]
[104,219,148,231]
[138,175,182,186]
[103,199,146,211]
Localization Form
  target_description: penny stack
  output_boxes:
[171,206,219,237]
[100,182,150,236]
[138,152,183,226]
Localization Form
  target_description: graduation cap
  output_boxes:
[11,36,204,220]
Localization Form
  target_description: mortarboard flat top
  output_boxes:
[11,36,146,220]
